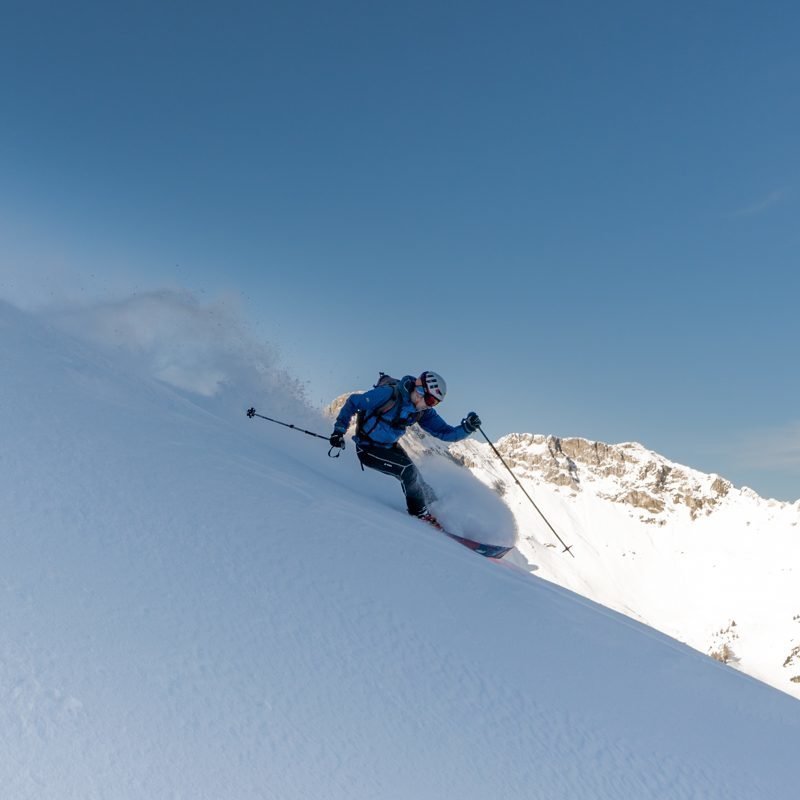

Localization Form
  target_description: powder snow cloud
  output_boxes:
[40,289,314,423]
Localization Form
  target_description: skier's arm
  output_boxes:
[417,409,474,442]
[333,386,394,433]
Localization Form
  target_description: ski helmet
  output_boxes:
[419,371,447,404]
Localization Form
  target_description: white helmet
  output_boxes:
[420,370,447,403]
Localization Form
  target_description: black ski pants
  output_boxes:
[356,441,436,516]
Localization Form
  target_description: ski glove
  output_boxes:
[462,412,481,433]
[329,431,345,449]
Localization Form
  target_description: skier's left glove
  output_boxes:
[462,412,481,433]
[329,431,345,449]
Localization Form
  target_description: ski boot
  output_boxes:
[416,511,444,531]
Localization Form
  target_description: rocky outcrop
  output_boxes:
[485,434,737,519]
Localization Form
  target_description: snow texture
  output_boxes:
[1,295,799,799]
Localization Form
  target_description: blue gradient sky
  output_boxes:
[2,1,799,500]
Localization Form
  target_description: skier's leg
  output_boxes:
[356,443,431,516]
[402,461,437,512]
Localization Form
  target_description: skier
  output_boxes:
[329,371,481,529]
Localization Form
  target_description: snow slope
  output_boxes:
[2,297,799,799]
[449,434,800,700]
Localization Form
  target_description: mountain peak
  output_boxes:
[486,432,738,520]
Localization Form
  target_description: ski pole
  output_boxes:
[246,408,342,457]
[477,426,575,557]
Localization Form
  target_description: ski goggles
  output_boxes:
[416,385,440,407]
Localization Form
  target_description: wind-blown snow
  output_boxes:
[2,297,799,799]
[44,289,310,419]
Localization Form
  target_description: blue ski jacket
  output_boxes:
[333,375,473,448]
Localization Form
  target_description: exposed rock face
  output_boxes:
[618,490,665,515]
[324,393,351,421]
[456,433,736,520]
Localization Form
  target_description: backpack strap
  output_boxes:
[374,386,400,418]
[356,383,403,440]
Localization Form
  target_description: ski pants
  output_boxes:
[356,442,436,516]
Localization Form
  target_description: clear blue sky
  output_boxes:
[2,1,799,500]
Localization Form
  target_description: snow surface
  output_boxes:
[2,295,800,799]
[450,435,800,700]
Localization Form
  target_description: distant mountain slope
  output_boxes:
[450,432,800,699]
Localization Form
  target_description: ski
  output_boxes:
[416,514,513,559]
[441,531,513,560]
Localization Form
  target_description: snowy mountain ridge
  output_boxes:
[449,432,800,699]
[467,431,798,520]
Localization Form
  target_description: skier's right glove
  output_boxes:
[329,431,345,449]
